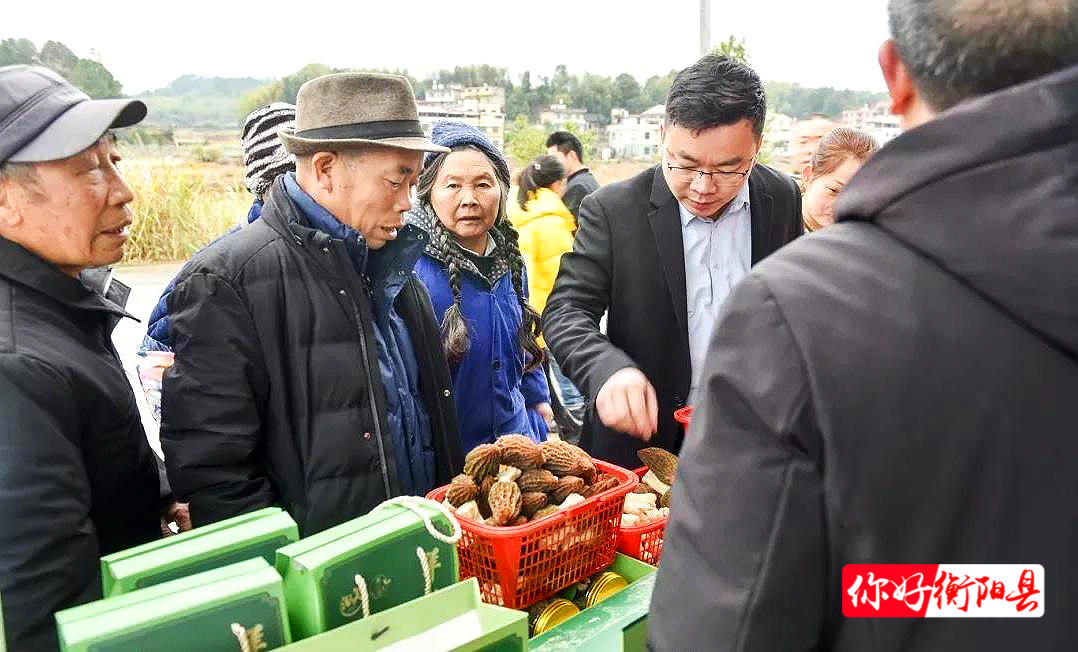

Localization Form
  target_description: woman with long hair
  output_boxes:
[410,122,552,450]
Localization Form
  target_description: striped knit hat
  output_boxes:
[241,102,296,199]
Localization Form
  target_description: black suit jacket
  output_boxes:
[542,163,802,468]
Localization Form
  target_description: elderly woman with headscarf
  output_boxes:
[409,122,552,451]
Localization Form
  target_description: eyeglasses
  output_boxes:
[666,155,755,187]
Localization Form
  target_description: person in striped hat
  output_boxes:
[240,102,296,223]
[138,103,296,352]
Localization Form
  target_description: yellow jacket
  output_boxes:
[507,187,576,322]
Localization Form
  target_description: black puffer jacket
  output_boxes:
[0,238,161,651]
[161,179,463,536]
[650,64,1078,651]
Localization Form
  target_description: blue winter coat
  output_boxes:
[413,253,549,452]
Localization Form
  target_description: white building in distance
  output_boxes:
[842,101,901,144]
[605,104,664,159]
[419,83,506,149]
[539,103,589,130]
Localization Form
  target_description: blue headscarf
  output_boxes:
[425,121,511,187]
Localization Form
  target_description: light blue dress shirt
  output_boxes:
[680,180,752,405]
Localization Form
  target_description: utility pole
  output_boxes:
[700,0,711,57]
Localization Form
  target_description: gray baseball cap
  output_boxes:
[0,64,146,165]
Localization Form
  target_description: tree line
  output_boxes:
[2,36,886,130]
[0,38,122,98]
[240,63,885,127]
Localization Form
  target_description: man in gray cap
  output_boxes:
[0,65,166,650]
[161,73,464,536]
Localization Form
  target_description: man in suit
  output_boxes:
[543,55,802,468]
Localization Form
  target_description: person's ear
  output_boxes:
[309,151,339,194]
[801,164,813,184]
[879,39,917,119]
[0,178,24,229]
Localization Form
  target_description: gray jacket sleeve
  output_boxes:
[0,356,100,651]
[648,274,826,652]
[541,192,637,399]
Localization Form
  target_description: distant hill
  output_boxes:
[138,75,269,129]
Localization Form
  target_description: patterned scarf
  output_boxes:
[408,202,511,286]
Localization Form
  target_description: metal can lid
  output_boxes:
[584,571,629,608]
[533,598,580,635]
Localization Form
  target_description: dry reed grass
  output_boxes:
[121,157,251,263]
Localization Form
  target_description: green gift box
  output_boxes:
[56,558,291,651]
[276,497,460,639]
[530,553,657,652]
[278,578,526,652]
[101,506,298,596]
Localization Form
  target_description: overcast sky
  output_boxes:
[5,0,891,94]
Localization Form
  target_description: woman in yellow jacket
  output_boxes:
[508,155,576,318]
[508,154,587,434]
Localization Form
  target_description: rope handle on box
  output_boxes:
[372,495,462,544]
[350,546,433,620]
[230,622,266,652]
[349,496,462,619]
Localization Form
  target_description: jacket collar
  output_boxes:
[645,162,780,366]
[567,167,592,183]
[283,172,358,243]
[368,224,428,293]
[677,178,751,227]
[649,162,777,263]
[283,172,371,273]
[0,236,134,320]
[261,174,428,286]
[647,166,690,363]
[836,63,1078,361]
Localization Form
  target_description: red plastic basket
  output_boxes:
[674,406,693,430]
[427,460,636,608]
[615,467,668,564]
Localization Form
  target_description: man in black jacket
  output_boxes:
[543,56,802,468]
[650,1,1078,650]
[0,66,163,650]
[161,73,463,536]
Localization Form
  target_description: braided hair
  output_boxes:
[417,145,544,371]
[516,154,566,210]
[496,218,545,371]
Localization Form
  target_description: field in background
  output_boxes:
[590,160,653,185]
[119,138,653,264]
[120,149,250,263]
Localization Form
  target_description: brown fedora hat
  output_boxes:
[278,72,448,155]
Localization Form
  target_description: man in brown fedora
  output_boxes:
[161,73,464,535]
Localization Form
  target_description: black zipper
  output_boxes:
[346,292,393,499]
[328,242,393,499]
